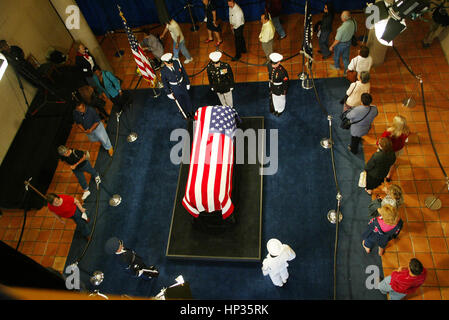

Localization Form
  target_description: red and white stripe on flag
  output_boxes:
[182,106,235,219]
[133,46,155,82]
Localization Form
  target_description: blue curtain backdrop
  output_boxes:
[75,0,367,35]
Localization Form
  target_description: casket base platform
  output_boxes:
[166,117,264,262]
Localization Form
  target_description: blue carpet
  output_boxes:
[65,78,384,300]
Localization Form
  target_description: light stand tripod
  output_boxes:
[106,30,125,58]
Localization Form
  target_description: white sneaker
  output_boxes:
[184,57,193,64]
[82,190,91,200]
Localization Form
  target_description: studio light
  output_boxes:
[372,0,429,45]
[0,53,8,80]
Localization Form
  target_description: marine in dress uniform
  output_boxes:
[160,53,194,119]
[262,238,296,287]
[267,53,289,116]
[207,51,235,107]
[105,237,159,279]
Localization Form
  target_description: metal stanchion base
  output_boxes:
[109,194,122,207]
[425,196,442,211]
[302,78,313,90]
[90,271,104,286]
[127,132,138,143]
[327,210,342,224]
[320,138,333,149]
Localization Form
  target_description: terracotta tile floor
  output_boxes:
[1,12,448,299]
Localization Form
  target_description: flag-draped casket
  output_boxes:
[182,105,239,219]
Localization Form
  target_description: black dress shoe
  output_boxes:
[318,50,322,54]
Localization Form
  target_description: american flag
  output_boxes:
[118,6,156,84]
[303,0,313,60]
[182,105,238,219]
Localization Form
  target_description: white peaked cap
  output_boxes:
[267,238,283,256]
[209,51,222,62]
[269,52,283,63]
[161,52,173,62]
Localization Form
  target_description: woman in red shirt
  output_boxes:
[378,115,410,182]
[378,258,427,300]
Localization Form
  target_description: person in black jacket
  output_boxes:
[207,51,235,107]
[75,42,97,86]
[422,4,449,48]
[364,137,396,195]
[105,237,159,279]
[317,1,335,59]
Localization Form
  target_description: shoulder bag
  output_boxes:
[340,106,372,130]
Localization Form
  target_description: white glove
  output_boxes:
[81,212,88,221]
[230,88,234,91]
[204,17,207,22]
[186,84,190,90]
[211,88,214,91]
[167,93,175,100]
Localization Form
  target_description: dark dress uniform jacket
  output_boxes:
[268,64,289,96]
[118,248,146,277]
[160,59,190,96]
[75,49,97,78]
[207,62,234,93]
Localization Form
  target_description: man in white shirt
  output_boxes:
[347,46,372,75]
[259,13,275,61]
[160,19,193,64]
[228,0,247,61]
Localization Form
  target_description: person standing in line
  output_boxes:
[203,0,223,46]
[207,51,235,107]
[342,71,371,111]
[105,237,159,279]
[317,2,335,59]
[262,238,296,287]
[378,115,410,182]
[160,19,193,64]
[57,145,101,201]
[347,45,373,75]
[329,11,356,75]
[362,204,403,256]
[346,93,378,155]
[228,0,247,61]
[364,137,396,195]
[268,53,289,116]
[265,0,286,39]
[46,193,91,240]
[160,53,194,119]
[259,13,275,62]
[378,258,427,300]
[73,100,114,157]
[422,4,449,48]
[140,29,164,63]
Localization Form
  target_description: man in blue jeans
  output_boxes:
[58,145,101,201]
[73,100,114,157]
[329,10,356,74]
